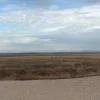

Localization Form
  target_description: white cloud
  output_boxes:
[0,4,100,52]
[87,26,100,30]
[42,26,65,33]
[49,5,59,10]
[12,37,52,43]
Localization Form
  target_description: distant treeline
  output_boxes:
[0,51,100,56]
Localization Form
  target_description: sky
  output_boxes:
[0,0,100,53]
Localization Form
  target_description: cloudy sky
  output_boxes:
[0,0,100,52]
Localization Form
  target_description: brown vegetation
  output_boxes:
[0,54,100,80]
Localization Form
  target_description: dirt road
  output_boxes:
[0,76,100,100]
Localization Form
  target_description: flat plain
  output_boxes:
[0,54,100,80]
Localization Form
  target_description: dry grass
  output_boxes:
[0,54,100,80]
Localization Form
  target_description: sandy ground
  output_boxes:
[0,76,100,100]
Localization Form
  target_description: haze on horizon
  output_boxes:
[0,0,100,53]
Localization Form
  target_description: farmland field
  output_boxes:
[0,54,100,80]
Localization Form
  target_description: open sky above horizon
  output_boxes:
[0,0,100,53]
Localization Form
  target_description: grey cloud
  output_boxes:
[0,0,100,6]
[0,0,7,1]
[69,0,100,3]
[86,0,100,3]
[33,0,53,7]
[13,0,53,7]
[0,0,53,7]
[18,0,100,4]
